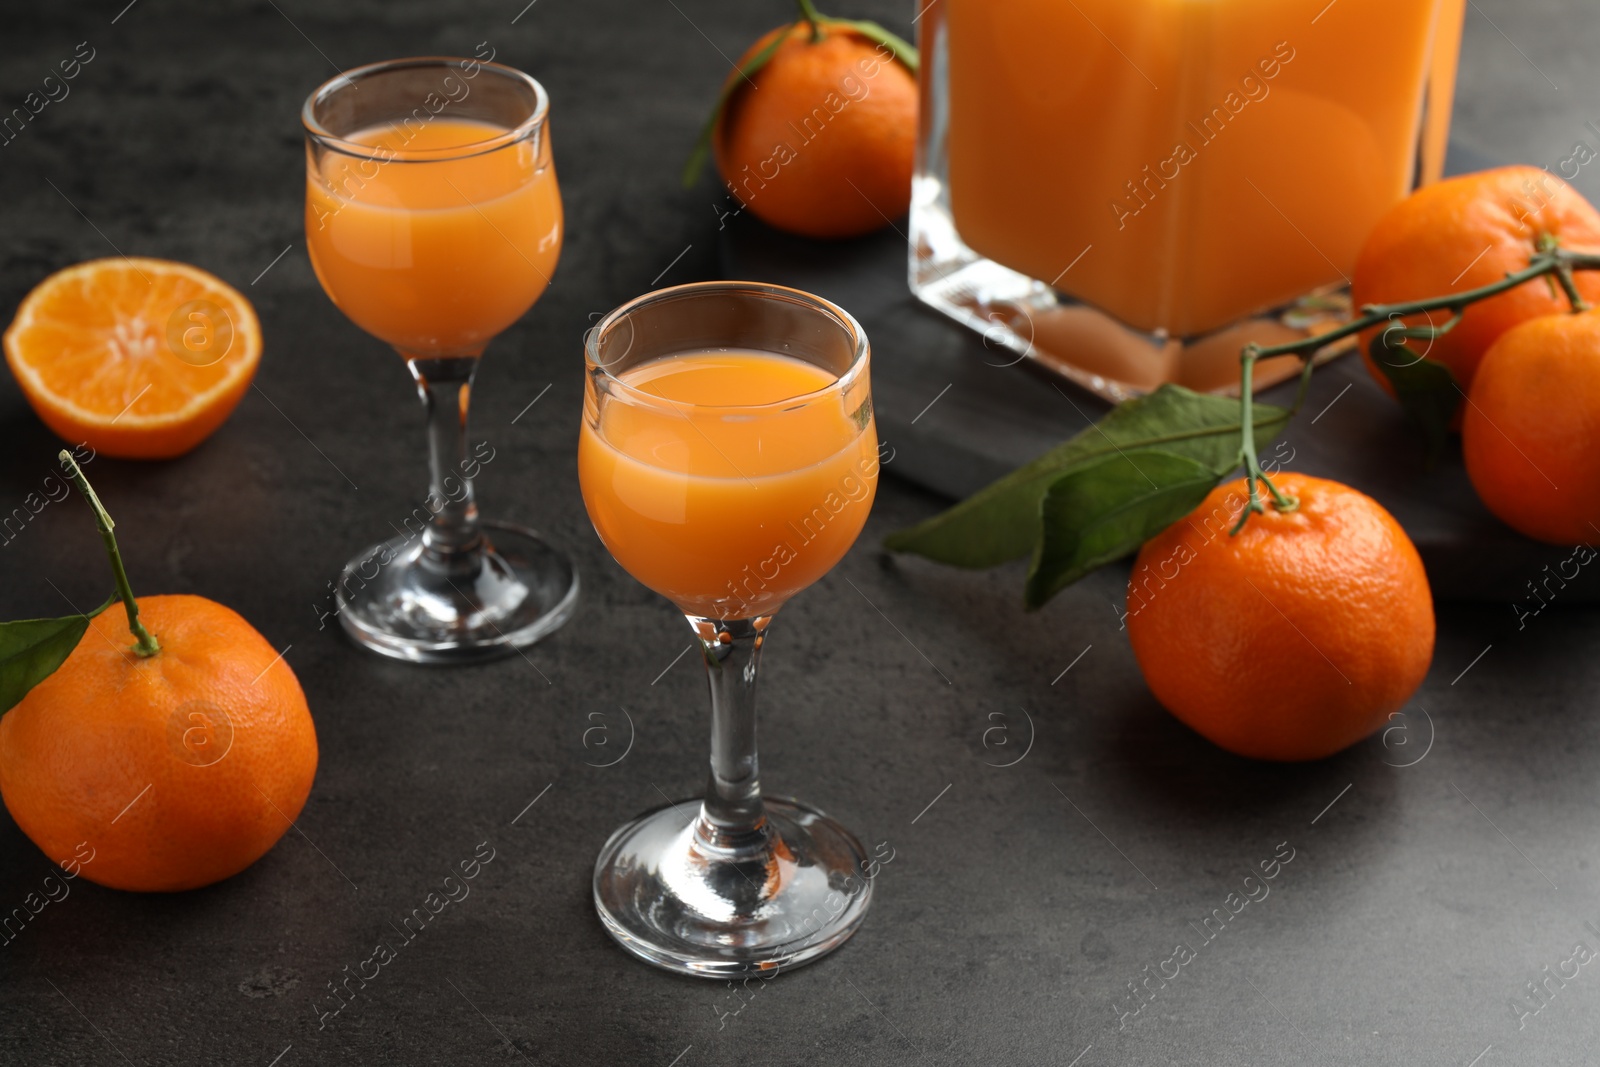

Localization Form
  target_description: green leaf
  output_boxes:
[1369,333,1460,467]
[0,594,115,716]
[681,26,797,189]
[823,18,920,73]
[883,384,1287,568]
[1024,451,1219,609]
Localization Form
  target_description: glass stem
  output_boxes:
[690,615,773,851]
[407,355,484,570]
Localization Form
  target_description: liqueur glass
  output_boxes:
[303,57,577,663]
[579,281,880,977]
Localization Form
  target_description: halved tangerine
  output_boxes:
[4,257,261,459]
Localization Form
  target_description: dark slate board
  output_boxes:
[718,156,1594,605]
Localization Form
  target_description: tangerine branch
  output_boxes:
[796,0,825,40]
[1233,247,1600,530]
[57,450,160,657]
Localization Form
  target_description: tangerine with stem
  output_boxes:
[0,452,317,892]
[1351,166,1600,400]
[704,1,918,239]
[1127,473,1435,762]
[1463,309,1600,544]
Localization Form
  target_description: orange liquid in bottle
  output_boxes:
[579,351,879,619]
[306,117,561,356]
[944,0,1466,337]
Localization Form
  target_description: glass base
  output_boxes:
[593,795,873,978]
[335,519,578,664]
[908,175,1355,403]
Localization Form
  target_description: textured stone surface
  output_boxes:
[1,2,1599,1065]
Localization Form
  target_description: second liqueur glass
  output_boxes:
[580,282,881,976]
[303,57,577,663]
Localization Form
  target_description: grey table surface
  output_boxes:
[3,2,1600,1065]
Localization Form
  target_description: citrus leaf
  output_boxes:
[681,25,797,188]
[1369,333,1459,468]
[822,18,919,73]
[0,594,115,716]
[883,384,1287,568]
[1024,451,1218,610]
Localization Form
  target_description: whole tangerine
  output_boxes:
[1126,473,1434,762]
[1351,166,1600,399]
[0,596,317,892]
[1463,309,1600,544]
[713,21,917,239]
[0,454,316,892]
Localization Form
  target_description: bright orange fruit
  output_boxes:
[1351,166,1600,398]
[0,595,317,892]
[714,22,917,239]
[1126,474,1435,762]
[4,258,261,459]
[1463,309,1600,544]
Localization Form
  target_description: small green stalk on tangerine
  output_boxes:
[1538,233,1593,313]
[57,449,159,657]
[1230,245,1600,534]
[1231,345,1298,533]
[796,0,825,41]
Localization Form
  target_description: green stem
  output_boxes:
[1232,348,1297,534]
[57,450,159,657]
[1252,249,1600,367]
[1555,262,1591,312]
[796,0,824,40]
[1232,247,1600,534]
